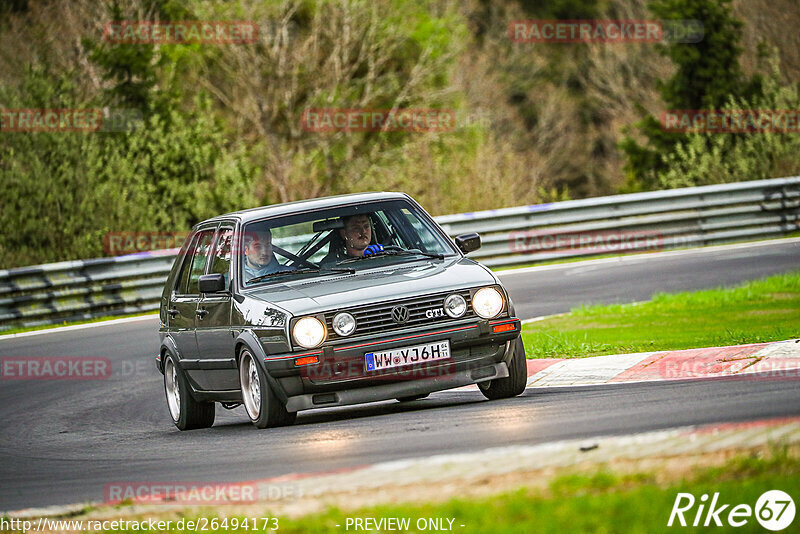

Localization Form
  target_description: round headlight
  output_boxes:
[472,287,504,319]
[292,316,326,349]
[332,312,356,337]
[444,294,467,318]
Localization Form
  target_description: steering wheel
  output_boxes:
[273,245,318,270]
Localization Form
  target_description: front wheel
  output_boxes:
[479,337,528,400]
[163,355,215,430]
[239,349,297,429]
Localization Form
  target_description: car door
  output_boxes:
[167,226,216,390]
[195,223,239,391]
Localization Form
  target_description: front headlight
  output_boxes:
[444,294,467,318]
[332,312,356,337]
[472,287,504,319]
[292,316,326,349]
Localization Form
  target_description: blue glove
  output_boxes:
[363,244,385,256]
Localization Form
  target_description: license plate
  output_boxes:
[365,340,450,372]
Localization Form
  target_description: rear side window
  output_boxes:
[209,226,234,287]
[175,229,215,295]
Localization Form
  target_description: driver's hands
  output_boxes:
[363,244,385,256]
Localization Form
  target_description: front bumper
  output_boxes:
[285,361,509,411]
[263,317,521,402]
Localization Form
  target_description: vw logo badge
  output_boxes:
[391,305,410,324]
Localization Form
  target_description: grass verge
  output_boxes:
[521,271,800,358]
[277,448,798,534]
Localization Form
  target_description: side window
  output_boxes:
[209,226,234,286]
[373,211,410,248]
[387,208,438,251]
[174,232,199,295]
[178,229,215,295]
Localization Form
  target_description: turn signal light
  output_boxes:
[492,323,516,334]
[295,355,320,366]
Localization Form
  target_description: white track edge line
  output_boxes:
[0,314,159,341]
[496,237,800,276]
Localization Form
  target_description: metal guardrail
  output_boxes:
[1,177,798,330]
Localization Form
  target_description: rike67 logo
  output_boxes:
[668,490,795,531]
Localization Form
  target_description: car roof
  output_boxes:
[201,191,412,226]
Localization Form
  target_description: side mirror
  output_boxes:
[198,273,227,293]
[454,233,481,254]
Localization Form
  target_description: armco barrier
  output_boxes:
[1,177,798,330]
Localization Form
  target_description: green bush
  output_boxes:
[0,66,255,268]
[659,58,800,187]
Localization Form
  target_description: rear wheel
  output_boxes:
[239,349,297,429]
[478,337,527,400]
[163,355,215,430]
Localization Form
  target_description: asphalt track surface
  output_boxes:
[1,240,798,511]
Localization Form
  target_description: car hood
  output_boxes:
[241,257,496,317]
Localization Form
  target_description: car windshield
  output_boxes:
[240,199,457,286]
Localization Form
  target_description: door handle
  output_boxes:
[196,308,209,319]
[167,308,180,318]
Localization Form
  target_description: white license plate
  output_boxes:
[365,340,450,371]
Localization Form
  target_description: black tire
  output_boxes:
[397,393,430,402]
[163,355,215,430]
[239,349,297,429]
[478,336,527,400]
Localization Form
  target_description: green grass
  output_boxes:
[280,466,798,533]
[521,271,800,358]
[61,446,799,533]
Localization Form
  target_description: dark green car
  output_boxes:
[157,192,527,430]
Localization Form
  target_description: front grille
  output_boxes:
[324,289,475,341]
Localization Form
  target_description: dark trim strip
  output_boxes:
[333,325,477,351]
[489,318,519,326]
[264,323,487,362]
[198,358,237,370]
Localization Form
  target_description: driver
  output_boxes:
[243,228,293,282]
[321,214,384,265]
[340,214,384,257]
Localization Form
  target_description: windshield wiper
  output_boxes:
[338,248,445,264]
[399,249,445,259]
[247,266,355,284]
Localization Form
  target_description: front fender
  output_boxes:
[234,330,290,404]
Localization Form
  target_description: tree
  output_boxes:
[620,0,764,190]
